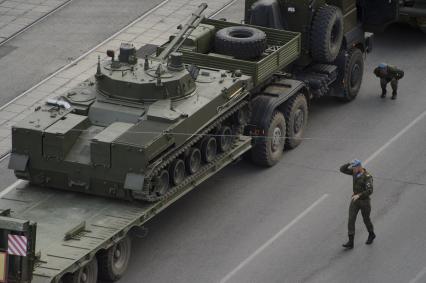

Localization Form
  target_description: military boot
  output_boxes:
[366,232,376,245]
[391,92,397,100]
[381,89,386,98]
[342,235,354,249]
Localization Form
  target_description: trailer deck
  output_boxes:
[0,136,251,283]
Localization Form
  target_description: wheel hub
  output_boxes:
[114,247,121,259]
[351,63,361,87]
[271,127,282,152]
[294,109,304,134]
[81,271,87,283]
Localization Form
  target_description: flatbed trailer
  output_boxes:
[0,136,251,283]
[0,0,388,280]
[0,13,304,282]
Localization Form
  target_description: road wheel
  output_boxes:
[201,136,217,163]
[65,257,98,283]
[234,105,250,126]
[98,236,131,281]
[217,126,233,152]
[340,48,364,102]
[251,111,286,167]
[186,148,201,174]
[169,159,186,186]
[310,5,343,62]
[153,170,170,196]
[284,93,308,149]
[215,26,267,59]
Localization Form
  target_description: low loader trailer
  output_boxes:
[0,1,396,282]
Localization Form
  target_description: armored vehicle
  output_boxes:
[9,4,257,203]
[0,1,398,283]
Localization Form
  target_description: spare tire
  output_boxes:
[310,5,343,63]
[215,26,267,59]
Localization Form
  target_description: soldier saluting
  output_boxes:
[340,159,376,249]
[374,63,404,100]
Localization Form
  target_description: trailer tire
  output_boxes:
[215,26,267,59]
[98,236,131,281]
[339,48,364,102]
[310,5,343,63]
[251,111,286,167]
[284,93,308,149]
[64,257,98,283]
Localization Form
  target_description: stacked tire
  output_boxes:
[310,5,344,63]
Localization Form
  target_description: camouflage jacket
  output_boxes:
[374,65,404,80]
[340,163,373,200]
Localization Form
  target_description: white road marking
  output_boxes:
[0,0,74,47]
[0,180,25,199]
[220,194,329,283]
[0,0,170,112]
[220,109,426,282]
[208,0,239,18]
[364,109,426,165]
[409,265,426,283]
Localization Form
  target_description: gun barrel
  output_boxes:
[157,3,208,61]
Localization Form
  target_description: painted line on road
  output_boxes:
[0,0,170,162]
[220,194,329,283]
[364,109,426,165]
[0,0,74,47]
[0,180,25,199]
[208,0,239,18]
[409,265,426,283]
[0,0,170,113]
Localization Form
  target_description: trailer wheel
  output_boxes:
[251,111,286,167]
[186,148,201,174]
[310,5,343,63]
[215,26,267,59]
[284,93,308,149]
[201,136,217,163]
[65,257,98,283]
[98,236,131,281]
[217,126,233,152]
[340,48,364,102]
[169,159,186,186]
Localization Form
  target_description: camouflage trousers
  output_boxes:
[380,78,398,94]
[348,199,374,236]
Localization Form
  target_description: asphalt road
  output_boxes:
[1,1,426,283]
[0,0,163,106]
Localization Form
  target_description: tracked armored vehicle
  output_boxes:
[10,4,254,202]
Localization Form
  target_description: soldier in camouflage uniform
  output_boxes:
[340,159,376,249]
[374,63,404,100]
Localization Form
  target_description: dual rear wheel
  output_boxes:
[251,93,308,167]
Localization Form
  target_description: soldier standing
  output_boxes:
[374,63,404,100]
[340,159,376,249]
